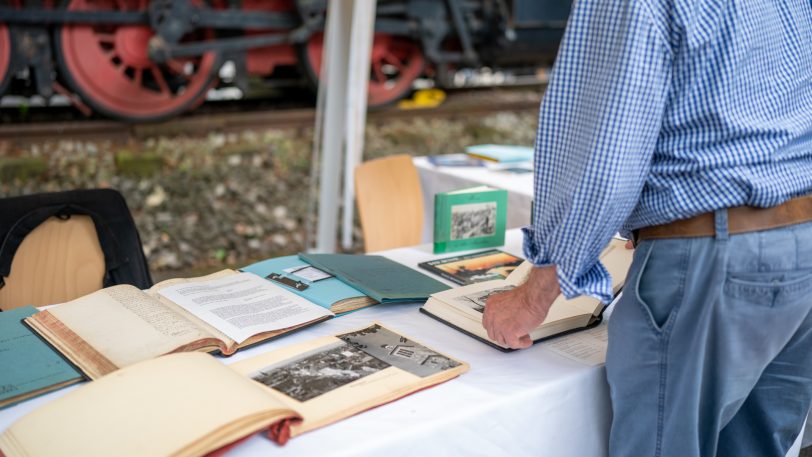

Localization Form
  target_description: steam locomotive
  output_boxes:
[0,0,571,122]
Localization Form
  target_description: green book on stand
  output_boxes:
[0,306,84,410]
[298,253,450,303]
[434,186,508,253]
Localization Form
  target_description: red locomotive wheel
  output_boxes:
[0,22,10,96]
[303,32,425,107]
[55,0,219,122]
[0,0,21,97]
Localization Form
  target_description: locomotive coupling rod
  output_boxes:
[0,8,146,25]
[148,33,293,63]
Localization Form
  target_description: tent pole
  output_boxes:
[315,1,353,253]
[340,0,376,250]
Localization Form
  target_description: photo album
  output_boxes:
[0,324,468,457]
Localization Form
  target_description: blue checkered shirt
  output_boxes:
[524,0,812,302]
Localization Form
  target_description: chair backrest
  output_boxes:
[355,154,424,252]
[0,189,152,311]
[0,216,105,309]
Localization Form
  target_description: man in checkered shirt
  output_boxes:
[483,1,812,455]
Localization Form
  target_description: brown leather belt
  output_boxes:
[637,194,812,241]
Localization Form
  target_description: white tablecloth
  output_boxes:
[0,229,804,457]
[414,156,535,242]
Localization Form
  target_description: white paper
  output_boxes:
[284,265,333,282]
[542,324,609,366]
[157,272,333,344]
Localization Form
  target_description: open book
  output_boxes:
[0,324,468,457]
[25,270,334,379]
[0,353,299,457]
[420,239,634,351]
[241,255,378,315]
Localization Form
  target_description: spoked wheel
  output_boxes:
[0,0,21,97]
[301,32,425,108]
[54,0,220,122]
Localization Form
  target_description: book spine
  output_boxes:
[433,194,449,253]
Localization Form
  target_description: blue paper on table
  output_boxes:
[427,154,485,167]
[241,256,378,315]
[0,306,84,409]
[465,144,534,163]
[298,253,451,303]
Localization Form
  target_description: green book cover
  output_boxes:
[433,186,508,253]
[0,306,84,409]
[297,253,450,303]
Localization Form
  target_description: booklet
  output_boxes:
[0,307,84,410]
[420,239,633,351]
[0,324,468,457]
[24,270,333,379]
[418,249,523,285]
[433,186,508,253]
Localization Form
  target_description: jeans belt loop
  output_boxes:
[714,209,729,241]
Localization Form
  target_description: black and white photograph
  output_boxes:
[451,286,516,313]
[450,201,497,240]
[338,324,461,378]
[249,341,391,402]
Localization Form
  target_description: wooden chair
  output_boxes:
[0,216,105,310]
[355,154,424,252]
[0,189,152,311]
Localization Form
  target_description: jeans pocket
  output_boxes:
[725,269,812,308]
[634,239,689,333]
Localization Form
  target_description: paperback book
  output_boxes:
[433,186,508,253]
[418,249,523,285]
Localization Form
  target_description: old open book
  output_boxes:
[420,239,634,351]
[0,324,468,457]
[25,270,333,379]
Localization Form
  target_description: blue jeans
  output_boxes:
[607,210,812,457]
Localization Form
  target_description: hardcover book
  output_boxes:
[24,270,334,380]
[241,255,378,315]
[420,239,634,351]
[0,353,300,457]
[0,306,84,410]
[0,324,468,457]
[433,186,508,253]
[418,249,523,285]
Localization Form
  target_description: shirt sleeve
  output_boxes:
[524,0,673,302]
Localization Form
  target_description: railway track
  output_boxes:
[0,89,543,144]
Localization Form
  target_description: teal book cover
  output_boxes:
[465,144,534,163]
[297,253,450,303]
[0,306,84,409]
[433,187,508,253]
[241,256,377,315]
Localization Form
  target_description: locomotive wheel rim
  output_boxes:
[0,22,10,95]
[56,0,219,122]
[305,32,425,107]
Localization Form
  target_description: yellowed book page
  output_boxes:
[431,272,589,324]
[45,285,213,369]
[230,323,468,437]
[154,272,333,345]
[147,270,238,349]
[0,353,297,457]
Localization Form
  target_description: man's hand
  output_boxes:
[482,265,561,349]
